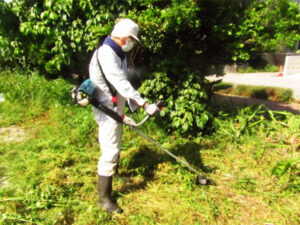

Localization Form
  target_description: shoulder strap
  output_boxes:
[96,48,118,106]
[96,48,117,97]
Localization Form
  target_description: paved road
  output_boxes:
[207,72,300,100]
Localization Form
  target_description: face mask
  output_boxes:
[122,38,135,52]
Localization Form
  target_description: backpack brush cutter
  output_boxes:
[71,79,209,185]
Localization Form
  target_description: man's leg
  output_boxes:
[97,113,123,213]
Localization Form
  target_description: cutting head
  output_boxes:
[196,175,209,185]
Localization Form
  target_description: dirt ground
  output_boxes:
[0,125,25,143]
[0,126,25,188]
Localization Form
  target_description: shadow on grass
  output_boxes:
[116,145,164,194]
[170,141,213,174]
[116,140,213,195]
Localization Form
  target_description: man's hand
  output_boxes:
[123,116,137,127]
[144,103,160,116]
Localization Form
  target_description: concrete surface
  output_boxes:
[207,72,300,100]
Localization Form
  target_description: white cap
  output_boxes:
[111,18,139,41]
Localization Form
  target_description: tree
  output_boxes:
[233,0,300,66]
[0,0,299,134]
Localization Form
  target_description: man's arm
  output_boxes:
[99,45,146,107]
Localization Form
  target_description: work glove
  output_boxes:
[122,116,137,127]
[144,103,160,116]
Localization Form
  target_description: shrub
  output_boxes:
[250,87,268,99]
[139,71,213,135]
[274,88,293,103]
[234,85,249,97]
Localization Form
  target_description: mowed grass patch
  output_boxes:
[0,70,299,224]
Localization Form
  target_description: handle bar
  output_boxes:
[131,101,165,127]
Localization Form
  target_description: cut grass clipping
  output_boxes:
[0,70,299,225]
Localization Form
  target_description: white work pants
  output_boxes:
[93,97,124,177]
[96,110,122,176]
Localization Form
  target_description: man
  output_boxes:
[89,18,159,214]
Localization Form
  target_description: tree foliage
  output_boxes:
[0,0,299,134]
[233,0,300,63]
[139,71,212,135]
[1,0,298,76]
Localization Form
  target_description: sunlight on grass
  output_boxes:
[0,70,299,224]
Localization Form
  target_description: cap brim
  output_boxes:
[131,34,139,41]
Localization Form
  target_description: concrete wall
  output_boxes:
[283,53,300,76]
[224,53,288,73]
[262,53,286,66]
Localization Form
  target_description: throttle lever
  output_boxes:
[156,101,165,110]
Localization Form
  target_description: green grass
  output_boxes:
[0,70,299,224]
[214,82,294,103]
[237,65,280,73]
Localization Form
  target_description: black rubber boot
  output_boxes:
[97,175,123,214]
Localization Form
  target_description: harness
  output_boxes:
[72,79,139,127]
[96,48,118,107]
[96,36,125,107]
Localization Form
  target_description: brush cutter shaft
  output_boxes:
[89,98,123,123]
[132,127,202,176]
